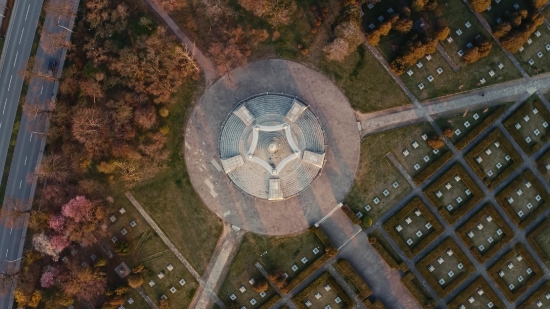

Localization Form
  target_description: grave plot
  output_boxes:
[392,123,452,185]
[383,197,444,258]
[504,95,550,155]
[487,243,543,302]
[535,148,550,185]
[435,104,508,150]
[447,276,506,309]
[483,1,550,75]
[517,280,550,309]
[218,229,334,305]
[496,169,550,229]
[424,163,484,224]
[465,128,522,189]
[416,237,476,298]
[291,272,352,309]
[456,203,513,263]
[528,219,550,268]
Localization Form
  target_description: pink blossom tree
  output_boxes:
[50,234,70,252]
[61,196,94,222]
[32,232,59,261]
[48,214,65,233]
[40,266,59,288]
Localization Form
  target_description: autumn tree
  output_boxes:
[134,105,157,129]
[44,0,77,17]
[267,269,288,290]
[252,278,269,292]
[323,20,363,61]
[40,266,59,288]
[71,107,109,156]
[42,30,71,54]
[127,274,144,288]
[150,0,184,12]
[435,26,450,41]
[470,0,491,12]
[0,264,21,294]
[412,0,428,11]
[492,22,512,39]
[35,153,69,183]
[531,0,548,9]
[59,263,106,304]
[209,27,250,76]
[393,18,413,33]
[443,128,454,138]
[463,47,481,63]
[0,198,32,228]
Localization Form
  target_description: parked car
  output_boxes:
[47,59,58,75]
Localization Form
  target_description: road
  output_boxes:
[0,0,77,308]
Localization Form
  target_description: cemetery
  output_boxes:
[487,244,543,302]
[465,128,523,189]
[535,148,550,184]
[446,277,506,309]
[496,170,550,229]
[435,105,507,150]
[504,96,550,155]
[528,219,550,268]
[335,259,373,302]
[517,281,550,309]
[456,204,513,263]
[292,272,352,309]
[424,163,484,224]
[383,197,444,258]
[367,231,408,272]
[400,271,437,308]
[416,237,476,298]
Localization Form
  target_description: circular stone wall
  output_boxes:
[219,94,325,200]
[185,59,360,235]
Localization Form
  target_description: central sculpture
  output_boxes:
[219,93,326,200]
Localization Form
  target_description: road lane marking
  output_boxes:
[5,249,8,257]
[29,133,32,141]
[13,51,18,67]
[3,98,7,114]
[19,28,24,44]
[1,122,3,129]
[40,86,43,94]
[19,180,22,188]
[7,75,12,91]
[25,4,30,20]
[10,227,12,234]
[24,156,27,165]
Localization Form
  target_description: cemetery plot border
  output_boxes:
[383,197,445,258]
[291,272,353,309]
[455,106,507,150]
[495,170,550,229]
[424,163,484,225]
[527,219,550,266]
[413,151,454,185]
[368,232,408,271]
[401,271,437,308]
[416,237,476,298]
[456,203,514,263]
[446,276,506,309]
[336,259,373,301]
[536,147,550,184]
[504,99,550,156]
[487,243,543,302]
[516,280,550,309]
[465,128,523,189]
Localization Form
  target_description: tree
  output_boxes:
[159,299,170,309]
[412,0,428,11]
[478,40,492,57]
[470,0,491,12]
[362,215,373,227]
[463,47,481,63]
[40,266,59,288]
[150,0,184,12]
[365,32,381,46]
[427,138,445,149]
[267,269,288,290]
[376,21,392,36]
[324,20,363,61]
[44,0,77,17]
[238,0,297,26]
[50,234,70,252]
[127,274,144,288]
[134,105,157,129]
[35,153,69,183]
[492,22,512,39]
[531,0,548,9]
[435,26,450,41]
[443,128,454,138]
[323,38,351,61]
[59,263,106,304]
[71,107,109,156]
[23,99,56,120]
[252,278,268,292]
[0,198,33,228]
[42,30,71,54]
[61,196,94,223]
[0,264,20,292]
[208,27,250,77]
[32,232,61,260]
[393,18,413,33]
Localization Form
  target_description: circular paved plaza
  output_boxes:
[185,59,360,235]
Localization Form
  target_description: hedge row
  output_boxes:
[336,259,372,300]
[258,294,281,309]
[517,280,550,309]
[446,276,506,309]
[400,271,437,308]
[526,218,550,264]
[283,249,336,293]
[504,100,550,156]
[292,272,352,309]
[292,272,332,309]
[413,151,454,185]
[495,169,550,229]
[456,203,513,263]
[308,226,336,250]
[369,236,408,271]
[364,299,386,309]
[383,197,444,258]
[455,106,506,150]
[465,128,522,189]
[536,148,550,176]
[416,237,476,298]
[342,204,362,225]
[424,163,483,225]
[487,243,543,302]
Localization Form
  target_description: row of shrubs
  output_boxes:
[517,280,550,309]
[424,163,484,225]
[383,197,444,258]
[291,272,352,309]
[400,272,437,308]
[416,237,476,298]
[536,148,550,175]
[526,215,550,263]
[505,100,550,155]
[341,204,373,227]
[368,235,408,271]
[447,276,506,308]
[487,243,543,302]
[454,106,506,150]
[335,259,388,308]
[465,128,522,189]
[258,294,281,309]
[495,169,550,229]
[456,203,513,263]
[412,151,454,185]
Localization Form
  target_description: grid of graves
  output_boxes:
[496,170,550,229]
[504,96,550,155]
[456,204,513,263]
[528,219,550,268]
[354,176,404,222]
[416,238,476,298]
[383,197,444,258]
[465,128,522,189]
[292,272,352,309]
[224,269,278,309]
[517,281,550,309]
[424,163,484,224]
[447,277,506,309]
[535,148,550,184]
[395,127,451,183]
[487,244,543,302]
[435,105,508,150]
[482,0,550,75]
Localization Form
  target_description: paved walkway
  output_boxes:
[135,286,159,309]
[125,192,202,282]
[437,44,460,72]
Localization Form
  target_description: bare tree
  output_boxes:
[23,98,56,120]
[34,153,69,182]
[44,0,77,17]
[0,198,31,228]
[42,30,71,54]
[0,264,20,294]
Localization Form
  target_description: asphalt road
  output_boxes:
[0,0,76,307]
